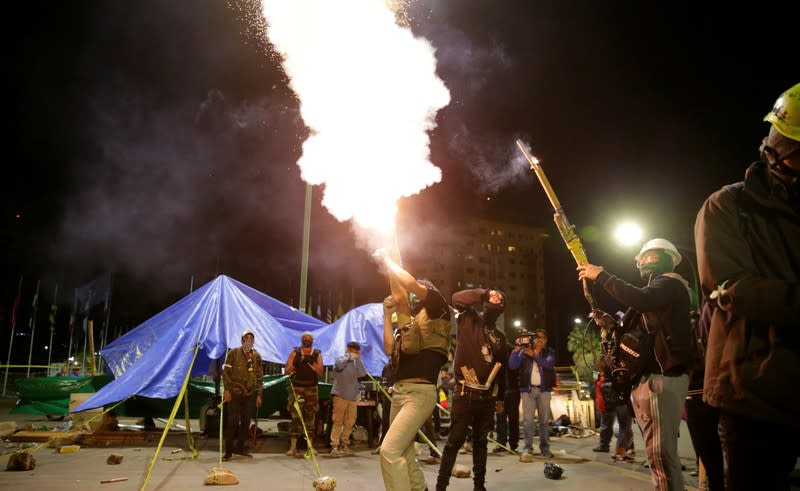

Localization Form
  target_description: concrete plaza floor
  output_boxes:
[0,395,710,491]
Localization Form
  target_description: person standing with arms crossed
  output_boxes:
[285,331,324,457]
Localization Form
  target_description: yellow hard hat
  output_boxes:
[764,83,800,141]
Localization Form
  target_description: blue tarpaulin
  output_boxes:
[74,275,388,412]
[310,302,388,376]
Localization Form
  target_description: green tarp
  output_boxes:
[13,375,331,419]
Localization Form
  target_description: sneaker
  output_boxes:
[328,448,342,458]
[371,446,381,455]
[541,450,554,458]
[491,446,507,454]
[593,446,610,452]
[233,450,252,458]
[222,453,232,462]
[341,446,354,456]
[286,448,297,457]
[519,452,534,463]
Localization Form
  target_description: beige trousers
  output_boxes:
[330,395,358,448]
[380,382,436,491]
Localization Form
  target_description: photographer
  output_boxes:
[509,328,556,460]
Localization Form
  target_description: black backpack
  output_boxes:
[610,312,655,389]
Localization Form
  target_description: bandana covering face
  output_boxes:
[637,250,674,280]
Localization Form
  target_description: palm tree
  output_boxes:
[567,323,601,381]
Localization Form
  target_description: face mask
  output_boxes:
[302,339,313,348]
[636,250,673,280]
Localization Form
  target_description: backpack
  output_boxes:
[609,313,655,390]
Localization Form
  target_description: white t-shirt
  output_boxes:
[531,359,541,386]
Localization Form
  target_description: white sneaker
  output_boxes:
[328,448,342,458]
[341,446,354,456]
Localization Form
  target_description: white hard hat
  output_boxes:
[635,238,682,266]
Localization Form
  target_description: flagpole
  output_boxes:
[46,283,58,372]
[298,183,312,313]
[67,288,77,364]
[2,276,23,397]
[25,280,41,378]
[99,275,113,374]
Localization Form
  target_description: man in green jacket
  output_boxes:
[222,330,263,461]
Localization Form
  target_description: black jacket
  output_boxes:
[597,271,692,376]
[451,288,506,401]
[695,160,800,425]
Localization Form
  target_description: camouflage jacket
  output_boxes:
[223,348,264,397]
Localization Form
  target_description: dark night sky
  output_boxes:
[3,1,796,360]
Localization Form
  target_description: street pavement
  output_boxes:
[0,395,709,491]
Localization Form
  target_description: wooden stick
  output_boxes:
[100,477,128,484]
[468,368,479,385]
[459,366,472,383]
[484,362,502,388]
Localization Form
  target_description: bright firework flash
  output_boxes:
[261,0,451,297]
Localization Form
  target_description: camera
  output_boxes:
[515,329,536,347]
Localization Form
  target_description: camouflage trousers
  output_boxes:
[288,384,319,439]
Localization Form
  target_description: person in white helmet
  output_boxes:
[694,83,800,491]
[578,238,692,491]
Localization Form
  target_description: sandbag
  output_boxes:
[7,451,36,471]
[451,464,470,478]
[203,466,239,485]
[312,476,336,490]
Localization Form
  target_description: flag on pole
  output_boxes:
[9,288,21,329]
[325,307,333,324]
[76,273,112,315]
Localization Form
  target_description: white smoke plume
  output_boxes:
[261,0,450,242]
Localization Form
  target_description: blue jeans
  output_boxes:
[598,403,633,450]
[520,388,551,453]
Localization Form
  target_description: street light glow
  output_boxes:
[614,222,643,247]
[574,317,582,324]
[513,319,521,327]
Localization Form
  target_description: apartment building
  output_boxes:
[406,218,548,336]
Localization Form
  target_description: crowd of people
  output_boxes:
[217,83,799,491]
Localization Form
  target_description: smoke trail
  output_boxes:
[261,0,450,240]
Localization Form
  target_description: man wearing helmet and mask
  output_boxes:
[694,83,800,491]
[222,330,264,461]
[578,238,692,491]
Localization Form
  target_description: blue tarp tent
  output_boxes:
[74,275,326,411]
[74,275,389,412]
[310,303,388,376]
